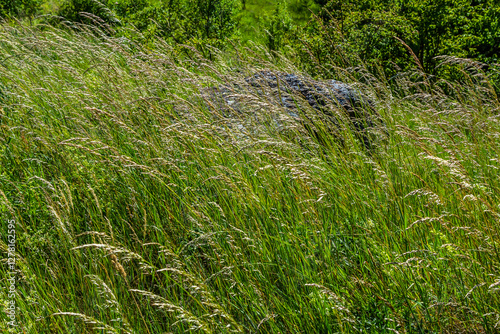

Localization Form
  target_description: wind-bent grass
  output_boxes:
[0,23,500,333]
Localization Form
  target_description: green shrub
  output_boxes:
[265,0,292,52]
[56,0,119,25]
[285,0,500,78]
[0,0,42,19]
[54,0,239,53]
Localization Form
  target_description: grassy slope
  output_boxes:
[0,24,500,333]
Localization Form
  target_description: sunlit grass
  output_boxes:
[237,0,320,43]
[0,23,500,333]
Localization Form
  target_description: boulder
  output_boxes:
[203,71,384,149]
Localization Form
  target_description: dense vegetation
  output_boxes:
[1,0,499,76]
[294,0,500,75]
[1,1,500,333]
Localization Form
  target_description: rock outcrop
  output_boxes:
[203,71,384,149]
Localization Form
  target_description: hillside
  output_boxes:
[1,22,500,333]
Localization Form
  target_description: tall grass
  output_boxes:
[0,22,500,333]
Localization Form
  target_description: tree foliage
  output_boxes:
[266,0,293,51]
[1,0,499,78]
[56,0,119,25]
[53,0,239,51]
[0,0,42,19]
[291,0,500,76]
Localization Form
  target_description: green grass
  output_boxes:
[237,0,320,43]
[40,0,64,14]
[1,23,500,333]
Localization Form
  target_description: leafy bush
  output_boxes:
[56,0,119,25]
[0,0,42,19]
[285,0,500,78]
[265,0,292,51]
[54,0,239,51]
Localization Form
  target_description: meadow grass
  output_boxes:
[0,22,500,333]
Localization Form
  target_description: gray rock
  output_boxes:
[203,71,384,149]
